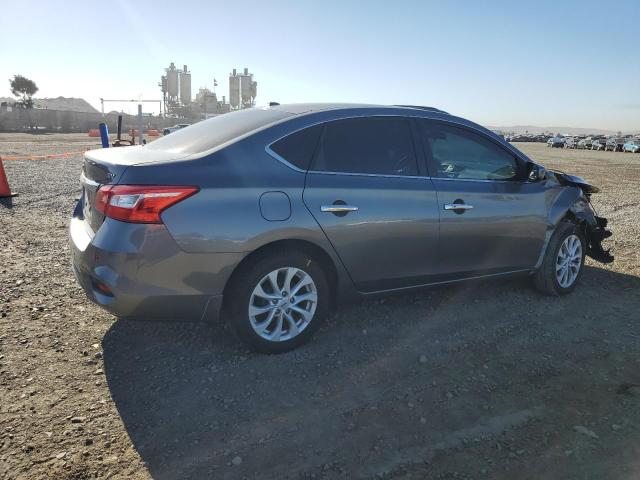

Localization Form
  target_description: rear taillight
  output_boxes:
[95,185,198,224]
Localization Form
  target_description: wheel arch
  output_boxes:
[222,238,342,312]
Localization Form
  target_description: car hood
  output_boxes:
[549,170,599,194]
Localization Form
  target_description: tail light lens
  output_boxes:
[95,185,198,224]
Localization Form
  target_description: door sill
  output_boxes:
[359,269,532,296]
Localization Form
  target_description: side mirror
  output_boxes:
[527,162,547,182]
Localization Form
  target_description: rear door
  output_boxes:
[302,116,440,292]
[415,119,548,277]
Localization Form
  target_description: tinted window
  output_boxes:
[418,121,518,180]
[270,125,323,170]
[313,117,418,176]
[146,108,292,155]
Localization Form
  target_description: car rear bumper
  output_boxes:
[69,215,243,322]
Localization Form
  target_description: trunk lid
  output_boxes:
[79,146,189,232]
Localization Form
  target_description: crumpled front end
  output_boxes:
[549,170,614,264]
[583,214,613,263]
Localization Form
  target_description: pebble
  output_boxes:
[573,425,599,439]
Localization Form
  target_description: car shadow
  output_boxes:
[103,265,640,479]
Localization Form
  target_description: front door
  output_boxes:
[415,119,548,277]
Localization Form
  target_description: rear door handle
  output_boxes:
[444,203,474,210]
[321,205,359,213]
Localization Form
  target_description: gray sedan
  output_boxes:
[70,104,613,352]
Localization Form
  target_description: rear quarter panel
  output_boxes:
[118,132,358,301]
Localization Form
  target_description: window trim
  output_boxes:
[264,114,528,181]
[415,118,527,183]
[265,144,308,173]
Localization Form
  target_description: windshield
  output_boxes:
[147,108,293,154]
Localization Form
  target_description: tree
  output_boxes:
[9,75,38,109]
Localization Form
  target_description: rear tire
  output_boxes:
[227,250,329,353]
[533,222,586,296]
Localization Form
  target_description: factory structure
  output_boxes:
[159,63,257,118]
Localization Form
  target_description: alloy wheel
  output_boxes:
[248,267,318,342]
[556,234,582,288]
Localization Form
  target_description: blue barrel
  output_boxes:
[98,123,110,148]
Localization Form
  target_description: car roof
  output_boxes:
[265,102,449,115]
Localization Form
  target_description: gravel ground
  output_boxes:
[1,135,639,480]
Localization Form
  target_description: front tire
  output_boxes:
[533,222,586,296]
[227,251,329,353]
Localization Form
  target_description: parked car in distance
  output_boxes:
[623,138,640,153]
[577,138,593,149]
[547,136,565,148]
[507,134,529,142]
[564,137,578,149]
[605,137,624,152]
[591,138,608,151]
[69,104,613,352]
[163,123,190,135]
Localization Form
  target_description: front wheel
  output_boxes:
[227,251,329,353]
[533,222,586,296]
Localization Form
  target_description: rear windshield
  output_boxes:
[146,108,293,154]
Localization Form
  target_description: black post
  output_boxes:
[117,115,123,141]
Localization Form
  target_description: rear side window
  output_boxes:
[418,121,518,181]
[269,125,323,170]
[312,117,418,176]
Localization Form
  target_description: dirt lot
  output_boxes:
[1,134,639,480]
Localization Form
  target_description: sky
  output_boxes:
[1,0,638,131]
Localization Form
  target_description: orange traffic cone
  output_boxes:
[0,157,17,198]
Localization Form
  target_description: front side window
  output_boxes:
[312,117,418,176]
[418,121,519,181]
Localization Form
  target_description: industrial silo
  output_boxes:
[229,69,240,109]
[179,65,191,105]
[240,68,253,108]
[166,62,179,99]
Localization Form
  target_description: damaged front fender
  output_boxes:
[546,171,614,264]
[566,195,614,263]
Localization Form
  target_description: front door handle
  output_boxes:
[321,205,359,213]
[444,203,474,211]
